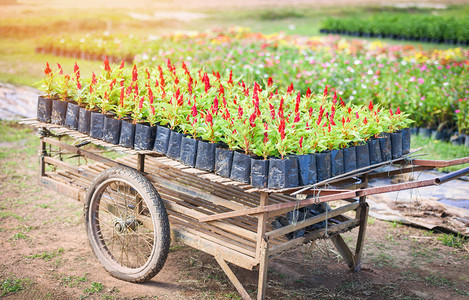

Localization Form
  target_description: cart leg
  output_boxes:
[353,201,369,272]
[256,192,269,300]
[257,238,269,300]
[215,256,251,300]
[40,138,46,177]
[330,234,355,268]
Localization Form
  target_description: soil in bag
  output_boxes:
[215,148,233,178]
[230,151,251,184]
[391,130,403,159]
[90,111,105,139]
[297,154,317,186]
[268,156,299,189]
[195,140,216,172]
[166,130,182,160]
[251,157,269,188]
[119,119,135,148]
[179,135,198,167]
[134,123,156,150]
[103,115,121,145]
[64,101,80,130]
[51,99,68,126]
[78,107,91,135]
[401,128,411,154]
[37,96,52,123]
[153,124,171,155]
[316,151,331,182]
[368,138,382,165]
[343,146,357,173]
[330,149,344,177]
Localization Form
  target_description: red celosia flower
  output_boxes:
[238,105,243,119]
[306,88,312,98]
[363,117,368,125]
[267,77,273,87]
[219,84,224,95]
[347,107,352,114]
[138,96,144,110]
[287,82,294,94]
[295,92,301,114]
[341,116,346,125]
[119,59,125,69]
[390,108,394,116]
[279,117,286,140]
[104,56,111,73]
[145,68,151,80]
[44,62,52,76]
[74,62,79,75]
[91,72,97,85]
[309,107,313,117]
[332,91,337,105]
[228,70,233,85]
[191,103,198,117]
[205,112,213,126]
[396,106,401,114]
[269,103,276,119]
[368,100,374,111]
[356,112,359,119]
[294,112,300,123]
[57,63,63,75]
[323,85,328,97]
[132,65,138,82]
[120,82,125,107]
[249,112,256,127]
[340,97,346,107]
[299,136,303,148]
[177,94,184,107]
[158,66,165,86]
[263,123,268,143]
[110,78,116,90]
[212,96,219,113]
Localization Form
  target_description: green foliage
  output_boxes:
[321,14,469,42]
[438,233,466,248]
[26,248,64,261]
[1,276,30,296]
[83,282,104,295]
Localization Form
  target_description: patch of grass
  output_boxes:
[1,275,31,296]
[26,248,64,261]
[0,211,25,221]
[367,216,375,225]
[438,233,467,248]
[411,135,469,172]
[60,274,89,288]
[9,232,27,240]
[424,275,452,287]
[169,244,184,252]
[83,281,104,295]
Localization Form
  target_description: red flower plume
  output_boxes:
[44,62,52,76]
[267,77,273,87]
[368,100,374,111]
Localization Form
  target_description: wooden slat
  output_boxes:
[269,219,360,256]
[266,202,360,239]
[215,256,252,300]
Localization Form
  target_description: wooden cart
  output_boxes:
[21,119,469,300]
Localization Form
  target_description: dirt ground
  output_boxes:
[0,122,468,299]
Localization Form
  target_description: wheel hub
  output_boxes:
[114,216,139,233]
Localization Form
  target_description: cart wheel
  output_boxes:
[84,166,170,283]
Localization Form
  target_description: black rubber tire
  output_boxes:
[84,166,170,283]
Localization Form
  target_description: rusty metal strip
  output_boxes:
[411,157,469,168]
[368,165,434,179]
[198,190,357,223]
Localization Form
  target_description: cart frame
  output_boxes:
[21,119,469,300]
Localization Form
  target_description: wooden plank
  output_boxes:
[330,234,355,268]
[199,191,357,223]
[255,193,269,260]
[215,256,252,300]
[353,202,369,272]
[265,202,360,239]
[257,237,269,300]
[171,226,258,270]
[39,176,80,201]
[269,219,360,256]
[44,156,95,180]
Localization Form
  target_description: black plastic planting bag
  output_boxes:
[368,139,382,165]
[230,151,251,183]
[401,128,411,154]
[103,116,121,145]
[268,156,299,189]
[215,148,233,178]
[251,158,269,188]
[297,154,317,186]
[51,99,68,126]
[64,102,80,130]
[119,119,135,148]
[78,107,91,135]
[195,140,216,172]
[379,134,392,161]
[330,149,344,177]
[179,135,198,167]
[166,130,182,160]
[391,130,403,159]
[356,143,370,169]
[153,125,171,154]
[343,146,357,173]
[37,96,52,123]
[316,151,331,182]
[90,111,105,139]
[134,123,156,150]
